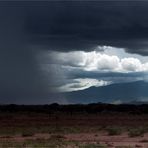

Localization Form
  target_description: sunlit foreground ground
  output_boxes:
[0,112,148,147]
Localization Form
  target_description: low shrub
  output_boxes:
[21,131,34,137]
[128,128,145,137]
[50,134,66,140]
[107,127,122,136]
[139,139,148,143]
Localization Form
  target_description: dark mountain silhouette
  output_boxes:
[63,81,148,104]
[126,100,148,105]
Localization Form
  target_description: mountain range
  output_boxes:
[62,81,148,104]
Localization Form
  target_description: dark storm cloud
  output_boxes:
[57,67,146,86]
[68,70,146,83]
[24,1,148,55]
[0,2,52,104]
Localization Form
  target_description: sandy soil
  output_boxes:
[0,132,148,147]
[0,113,148,147]
[66,132,148,147]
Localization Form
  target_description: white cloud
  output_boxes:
[56,78,111,92]
[121,58,142,72]
[86,53,121,71]
[48,46,148,73]
[37,46,148,92]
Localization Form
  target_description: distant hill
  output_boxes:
[125,100,148,105]
[62,81,148,104]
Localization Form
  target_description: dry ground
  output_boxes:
[0,112,148,147]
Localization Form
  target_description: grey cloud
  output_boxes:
[24,1,148,55]
[0,2,52,104]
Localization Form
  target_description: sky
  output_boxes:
[1,1,148,104]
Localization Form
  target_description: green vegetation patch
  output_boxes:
[79,143,107,148]
[106,127,123,135]
[0,138,107,148]
[115,146,133,148]
[128,128,145,137]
